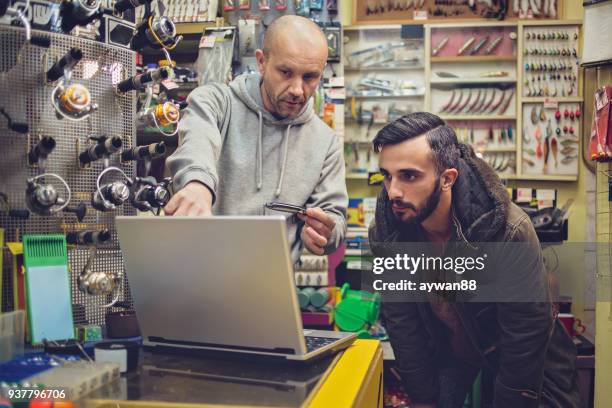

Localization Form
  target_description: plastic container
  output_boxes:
[0,310,25,364]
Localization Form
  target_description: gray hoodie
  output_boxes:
[167,73,348,263]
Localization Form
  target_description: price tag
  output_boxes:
[328,76,345,88]
[161,79,178,90]
[536,189,555,209]
[543,98,559,109]
[516,188,533,203]
[199,35,216,49]
[413,10,427,20]
[595,88,609,111]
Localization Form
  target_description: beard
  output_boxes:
[391,176,442,226]
[262,82,305,119]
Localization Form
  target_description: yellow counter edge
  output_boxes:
[307,339,383,408]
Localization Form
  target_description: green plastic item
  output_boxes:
[23,234,74,343]
[335,283,381,339]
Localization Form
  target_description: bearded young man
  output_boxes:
[369,112,581,408]
[164,16,347,262]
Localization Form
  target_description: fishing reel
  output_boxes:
[79,135,123,166]
[91,166,132,212]
[28,135,56,165]
[48,48,97,121]
[117,67,180,136]
[60,0,103,33]
[121,141,167,175]
[130,14,182,61]
[131,176,172,214]
[140,100,179,136]
[25,173,72,216]
[79,246,121,306]
[51,82,97,121]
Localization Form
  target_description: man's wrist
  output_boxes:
[185,181,215,205]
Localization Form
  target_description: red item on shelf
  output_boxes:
[589,85,612,161]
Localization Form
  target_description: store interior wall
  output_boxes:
[340,1,612,405]
[342,0,595,333]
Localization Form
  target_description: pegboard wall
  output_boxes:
[0,25,137,329]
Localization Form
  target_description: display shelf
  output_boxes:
[430,56,516,63]
[440,115,516,121]
[348,227,369,233]
[520,20,584,27]
[347,93,425,99]
[502,174,579,181]
[478,146,517,153]
[344,24,402,31]
[344,140,374,145]
[522,96,584,103]
[344,65,424,72]
[175,22,218,35]
[430,77,516,85]
[346,173,369,180]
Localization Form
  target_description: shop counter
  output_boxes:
[82,339,383,408]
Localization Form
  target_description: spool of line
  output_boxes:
[310,288,330,308]
[298,287,315,309]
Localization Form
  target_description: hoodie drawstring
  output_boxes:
[256,112,291,198]
[275,124,291,197]
[256,110,263,191]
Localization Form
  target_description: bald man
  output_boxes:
[165,16,348,262]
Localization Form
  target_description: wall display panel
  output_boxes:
[0,26,137,327]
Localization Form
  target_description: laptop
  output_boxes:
[115,216,357,361]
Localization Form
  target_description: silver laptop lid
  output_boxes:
[116,216,307,355]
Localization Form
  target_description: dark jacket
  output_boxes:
[369,144,580,407]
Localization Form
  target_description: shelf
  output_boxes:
[427,21,519,28]
[431,77,516,85]
[478,146,517,153]
[347,93,425,99]
[344,24,402,31]
[503,174,578,182]
[174,22,218,35]
[346,173,369,180]
[440,115,516,121]
[348,227,369,233]
[430,56,516,63]
[344,140,374,145]
[344,118,388,125]
[521,97,584,103]
[344,65,424,72]
[520,19,583,27]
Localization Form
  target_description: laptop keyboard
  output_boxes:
[304,336,338,353]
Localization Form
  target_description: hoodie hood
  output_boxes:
[228,73,315,196]
[450,144,510,242]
